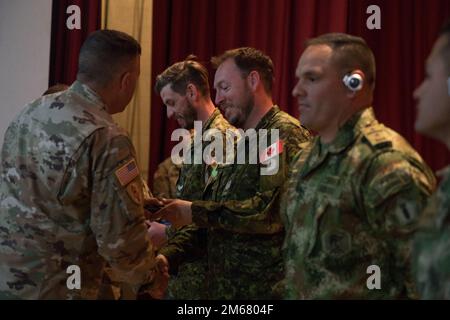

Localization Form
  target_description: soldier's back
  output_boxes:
[0,82,127,299]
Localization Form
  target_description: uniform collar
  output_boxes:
[203,108,221,132]
[300,107,376,177]
[255,105,280,130]
[322,107,376,154]
[69,80,108,112]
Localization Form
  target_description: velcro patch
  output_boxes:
[115,159,139,187]
[362,126,392,149]
[126,180,143,205]
[260,139,284,163]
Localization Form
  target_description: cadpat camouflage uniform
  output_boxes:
[188,106,311,299]
[159,108,235,299]
[0,81,158,299]
[282,107,436,299]
[413,166,450,299]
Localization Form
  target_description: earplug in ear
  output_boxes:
[343,72,363,92]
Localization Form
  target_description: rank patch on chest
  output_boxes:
[115,159,139,187]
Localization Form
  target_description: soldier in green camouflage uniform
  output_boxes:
[0,30,167,299]
[282,33,436,299]
[153,57,236,299]
[412,22,450,299]
[153,48,311,299]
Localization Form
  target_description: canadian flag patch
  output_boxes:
[260,139,283,163]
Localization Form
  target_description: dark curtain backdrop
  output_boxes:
[150,0,450,185]
[49,0,101,87]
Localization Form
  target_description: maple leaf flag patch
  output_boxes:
[260,139,283,163]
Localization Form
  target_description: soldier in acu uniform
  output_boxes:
[282,33,436,299]
[0,30,168,299]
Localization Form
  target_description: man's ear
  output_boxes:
[344,70,365,99]
[247,70,260,92]
[186,83,199,102]
[120,71,131,91]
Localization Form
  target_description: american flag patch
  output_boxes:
[115,159,139,187]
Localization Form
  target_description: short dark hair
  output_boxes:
[211,47,274,95]
[154,55,210,98]
[438,20,450,74]
[43,83,69,96]
[305,33,376,90]
[77,29,141,87]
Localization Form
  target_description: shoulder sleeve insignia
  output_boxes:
[126,180,143,205]
[115,158,140,187]
[260,139,284,163]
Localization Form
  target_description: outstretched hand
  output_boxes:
[149,199,193,229]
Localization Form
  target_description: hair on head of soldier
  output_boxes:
[304,33,376,91]
[211,47,274,96]
[76,29,141,89]
[42,83,69,96]
[154,55,211,99]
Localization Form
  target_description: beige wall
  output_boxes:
[0,0,52,145]
[102,0,152,181]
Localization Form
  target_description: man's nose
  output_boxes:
[292,81,306,98]
[166,107,175,119]
[215,92,224,106]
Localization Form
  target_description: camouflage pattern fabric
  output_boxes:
[0,81,158,299]
[189,106,311,299]
[282,107,436,299]
[413,166,450,299]
[159,108,235,299]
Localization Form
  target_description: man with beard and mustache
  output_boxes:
[153,56,235,299]
[412,21,450,299]
[152,47,311,299]
[282,33,436,299]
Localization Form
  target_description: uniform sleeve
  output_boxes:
[86,129,158,293]
[158,225,207,275]
[190,124,308,235]
[362,150,435,298]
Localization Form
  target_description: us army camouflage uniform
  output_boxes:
[413,166,450,299]
[153,157,181,199]
[0,81,159,299]
[282,107,436,299]
[185,106,311,299]
[159,108,235,299]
